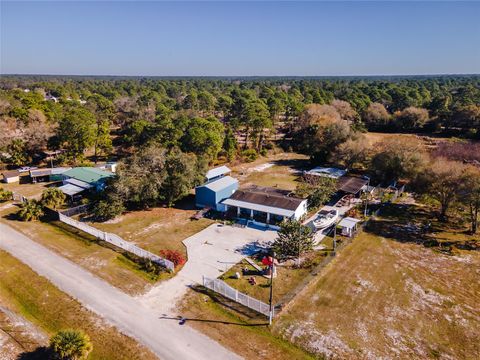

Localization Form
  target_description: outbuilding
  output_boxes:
[1,170,20,184]
[195,175,239,211]
[337,217,361,237]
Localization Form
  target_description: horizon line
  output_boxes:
[1,72,479,78]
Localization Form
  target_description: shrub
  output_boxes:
[260,148,268,157]
[159,249,186,267]
[0,187,13,202]
[241,149,258,162]
[92,198,124,221]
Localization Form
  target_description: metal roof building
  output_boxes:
[195,175,239,211]
[205,165,231,182]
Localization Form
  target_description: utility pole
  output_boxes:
[268,251,275,325]
[364,177,370,218]
[332,223,337,256]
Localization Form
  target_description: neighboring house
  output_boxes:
[1,170,20,184]
[195,175,239,211]
[222,186,308,228]
[59,167,114,198]
[29,167,72,183]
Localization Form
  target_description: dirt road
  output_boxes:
[0,222,240,360]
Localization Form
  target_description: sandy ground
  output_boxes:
[0,222,241,360]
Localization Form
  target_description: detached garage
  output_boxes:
[195,176,239,211]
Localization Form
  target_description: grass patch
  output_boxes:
[87,202,215,259]
[0,205,155,295]
[179,286,315,360]
[0,250,157,360]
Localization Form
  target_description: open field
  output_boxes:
[86,196,215,258]
[0,250,157,360]
[0,205,157,295]
[232,151,309,191]
[274,231,480,359]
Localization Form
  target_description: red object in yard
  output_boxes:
[262,256,274,266]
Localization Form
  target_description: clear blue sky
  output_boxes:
[1,1,479,76]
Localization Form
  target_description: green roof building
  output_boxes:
[62,167,114,192]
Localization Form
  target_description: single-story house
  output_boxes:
[222,186,308,228]
[58,167,114,198]
[195,175,239,211]
[304,166,347,179]
[337,217,361,237]
[205,165,231,182]
[1,170,20,184]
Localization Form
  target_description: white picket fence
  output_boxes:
[58,212,175,271]
[203,276,272,317]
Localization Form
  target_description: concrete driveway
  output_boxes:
[140,223,277,313]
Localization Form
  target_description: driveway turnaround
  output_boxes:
[0,222,240,360]
[140,223,277,313]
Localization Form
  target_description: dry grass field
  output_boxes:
[87,197,214,258]
[232,152,309,191]
[0,250,157,360]
[275,231,480,359]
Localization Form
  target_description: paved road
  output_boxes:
[0,222,240,360]
[140,223,277,312]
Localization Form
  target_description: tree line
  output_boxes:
[0,75,479,168]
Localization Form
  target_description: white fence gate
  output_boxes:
[58,212,175,271]
[203,276,272,317]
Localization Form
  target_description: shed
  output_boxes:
[30,168,52,183]
[337,217,361,237]
[2,170,20,184]
[195,175,238,211]
[205,165,231,182]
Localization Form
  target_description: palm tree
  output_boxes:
[17,199,44,221]
[49,329,93,360]
[41,187,66,209]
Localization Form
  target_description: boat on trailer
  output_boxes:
[313,209,339,230]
